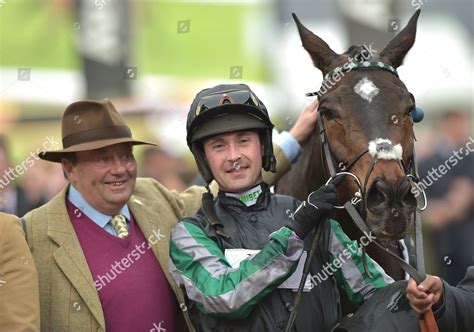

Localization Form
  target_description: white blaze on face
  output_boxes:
[368,138,403,160]
[354,77,379,103]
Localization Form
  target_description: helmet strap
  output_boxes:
[202,186,230,239]
[260,130,276,173]
[191,143,214,184]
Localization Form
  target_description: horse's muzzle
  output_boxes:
[365,177,417,239]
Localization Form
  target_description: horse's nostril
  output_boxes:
[367,178,417,210]
[375,181,389,200]
[398,178,417,208]
[401,186,417,208]
[367,180,388,207]
[402,193,416,207]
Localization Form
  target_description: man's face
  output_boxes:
[62,143,137,215]
[203,131,263,193]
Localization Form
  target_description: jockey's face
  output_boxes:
[203,130,263,193]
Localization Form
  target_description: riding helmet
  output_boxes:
[186,83,276,184]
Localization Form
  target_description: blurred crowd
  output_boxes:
[0,135,65,216]
[417,109,473,285]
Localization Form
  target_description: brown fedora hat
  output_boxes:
[40,99,156,163]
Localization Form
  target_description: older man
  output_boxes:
[0,212,40,331]
[23,98,316,331]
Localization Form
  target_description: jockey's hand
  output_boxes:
[289,98,319,145]
[406,276,444,314]
[287,184,337,239]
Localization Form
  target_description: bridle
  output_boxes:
[318,116,426,211]
[286,61,437,332]
[310,61,423,205]
[313,60,428,280]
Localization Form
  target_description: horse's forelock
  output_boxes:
[343,45,378,62]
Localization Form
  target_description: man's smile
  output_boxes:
[104,180,128,190]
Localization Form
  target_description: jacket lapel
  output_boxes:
[128,194,175,286]
[47,186,105,329]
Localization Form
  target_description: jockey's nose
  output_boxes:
[227,143,242,162]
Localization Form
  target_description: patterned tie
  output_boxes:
[109,215,129,239]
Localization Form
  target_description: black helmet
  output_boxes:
[186,84,276,184]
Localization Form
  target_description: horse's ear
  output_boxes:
[380,10,421,68]
[292,13,338,75]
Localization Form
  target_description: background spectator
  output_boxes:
[418,110,473,285]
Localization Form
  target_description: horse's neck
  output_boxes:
[275,131,326,200]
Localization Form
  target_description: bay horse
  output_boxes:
[276,11,422,313]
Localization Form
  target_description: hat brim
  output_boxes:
[39,137,156,163]
[190,104,272,143]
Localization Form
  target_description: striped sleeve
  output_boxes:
[169,221,304,319]
[327,219,394,305]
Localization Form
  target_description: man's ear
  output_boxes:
[61,158,73,181]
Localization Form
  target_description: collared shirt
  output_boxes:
[273,130,301,163]
[224,184,263,207]
[67,185,130,237]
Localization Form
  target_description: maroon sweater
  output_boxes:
[67,201,177,332]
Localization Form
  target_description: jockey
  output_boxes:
[169,83,394,331]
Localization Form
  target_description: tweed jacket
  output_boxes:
[0,213,40,331]
[23,145,290,331]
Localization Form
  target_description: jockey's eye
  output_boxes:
[319,108,337,120]
[212,143,225,150]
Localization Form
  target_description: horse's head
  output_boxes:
[294,11,421,240]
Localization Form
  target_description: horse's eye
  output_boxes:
[319,108,337,120]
